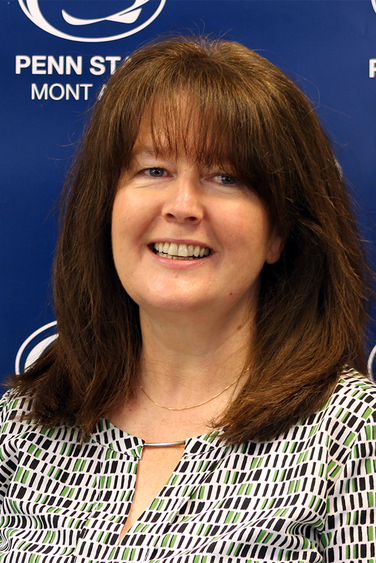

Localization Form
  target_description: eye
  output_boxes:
[220,175,236,185]
[212,174,238,186]
[145,167,166,177]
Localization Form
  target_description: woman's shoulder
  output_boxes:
[331,369,376,412]
[0,388,35,434]
[277,370,376,460]
[313,369,376,460]
[320,369,376,430]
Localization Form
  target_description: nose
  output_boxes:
[162,172,204,224]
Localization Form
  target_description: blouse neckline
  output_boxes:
[91,417,227,459]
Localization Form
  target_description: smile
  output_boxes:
[153,242,211,260]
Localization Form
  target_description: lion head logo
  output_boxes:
[18,0,166,42]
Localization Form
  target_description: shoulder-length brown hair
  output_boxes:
[11,36,373,443]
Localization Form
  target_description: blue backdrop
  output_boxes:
[2,0,376,380]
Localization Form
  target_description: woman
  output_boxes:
[1,36,375,562]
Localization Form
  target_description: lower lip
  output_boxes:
[148,247,212,268]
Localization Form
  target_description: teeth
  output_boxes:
[178,244,188,257]
[153,242,210,259]
[168,243,178,256]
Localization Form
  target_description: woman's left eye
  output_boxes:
[213,174,237,186]
[220,175,236,185]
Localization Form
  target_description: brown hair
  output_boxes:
[11,36,373,442]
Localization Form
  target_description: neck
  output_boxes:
[108,305,255,442]
[138,306,253,403]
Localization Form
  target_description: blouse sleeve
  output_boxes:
[322,408,376,563]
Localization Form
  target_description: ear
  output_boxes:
[265,232,284,265]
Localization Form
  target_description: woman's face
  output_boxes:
[111,118,282,320]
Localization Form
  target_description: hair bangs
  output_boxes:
[145,92,240,170]
[124,81,276,205]
[106,38,289,224]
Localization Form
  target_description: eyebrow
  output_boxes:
[131,145,156,157]
[131,144,179,163]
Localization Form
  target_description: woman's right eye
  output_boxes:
[144,167,166,177]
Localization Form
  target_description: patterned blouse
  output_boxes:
[0,371,375,563]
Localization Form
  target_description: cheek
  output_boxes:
[112,193,144,241]
[223,211,276,276]
[111,192,162,267]
[222,210,271,249]
[111,195,138,270]
[112,190,138,223]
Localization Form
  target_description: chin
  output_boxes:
[143,299,207,314]
[136,291,212,315]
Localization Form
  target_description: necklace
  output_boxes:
[144,440,186,447]
[139,373,245,411]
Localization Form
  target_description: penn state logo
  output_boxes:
[368,343,376,380]
[15,321,58,375]
[18,0,166,42]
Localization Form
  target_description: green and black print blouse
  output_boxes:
[0,371,375,563]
